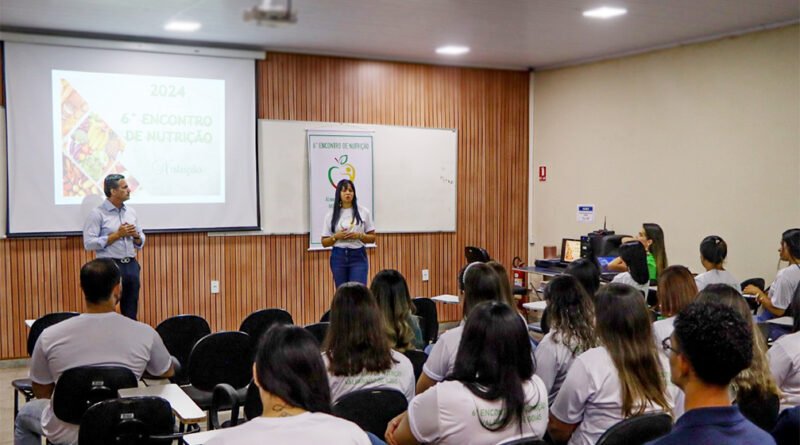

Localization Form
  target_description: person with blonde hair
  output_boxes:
[653,265,698,347]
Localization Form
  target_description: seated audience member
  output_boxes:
[323,282,415,403]
[696,284,782,431]
[611,241,651,297]
[548,283,674,445]
[565,258,601,298]
[385,302,549,445]
[608,223,668,281]
[206,325,371,445]
[534,275,598,405]
[745,229,800,330]
[417,262,505,394]
[487,260,520,312]
[768,289,800,412]
[771,406,800,445]
[694,236,740,292]
[653,265,698,348]
[14,259,174,445]
[371,270,424,352]
[646,302,776,445]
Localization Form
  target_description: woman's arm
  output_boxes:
[606,256,628,272]
[415,372,437,395]
[748,286,786,317]
[385,411,419,445]
[321,229,348,248]
[547,413,579,443]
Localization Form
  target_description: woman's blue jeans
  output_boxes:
[330,247,369,288]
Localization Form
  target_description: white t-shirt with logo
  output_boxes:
[550,347,676,445]
[422,325,464,382]
[767,265,800,310]
[29,312,172,445]
[694,269,741,292]
[204,412,371,445]
[407,377,549,445]
[534,330,582,406]
[321,206,375,249]
[768,331,800,411]
[611,272,650,298]
[324,349,415,403]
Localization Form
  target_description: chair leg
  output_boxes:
[14,390,18,419]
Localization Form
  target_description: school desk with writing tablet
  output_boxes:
[119,383,205,424]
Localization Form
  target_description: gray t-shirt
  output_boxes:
[694,269,741,292]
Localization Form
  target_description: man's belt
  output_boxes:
[114,257,135,264]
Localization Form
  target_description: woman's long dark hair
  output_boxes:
[782,228,800,260]
[449,301,536,433]
[487,261,518,311]
[370,269,417,352]
[330,179,363,234]
[643,223,668,276]
[323,282,395,375]
[700,235,728,265]
[255,325,332,413]
[462,263,506,319]
[619,241,649,285]
[565,258,601,297]
[544,275,598,355]
[595,284,671,416]
[657,265,698,317]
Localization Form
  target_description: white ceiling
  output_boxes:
[0,0,798,69]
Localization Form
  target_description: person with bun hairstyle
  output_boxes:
[205,325,371,445]
[611,241,651,297]
[745,229,800,324]
[608,223,668,281]
[534,275,598,405]
[385,302,549,445]
[416,262,505,394]
[694,236,740,292]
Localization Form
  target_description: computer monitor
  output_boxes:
[561,238,582,263]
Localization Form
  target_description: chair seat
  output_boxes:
[12,378,33,393]
[182,384,248,411]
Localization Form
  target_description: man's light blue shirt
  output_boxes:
[82,200,145,259]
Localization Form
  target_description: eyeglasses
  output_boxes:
[661,337,679,354]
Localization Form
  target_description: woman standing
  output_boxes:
[321,179,376,288]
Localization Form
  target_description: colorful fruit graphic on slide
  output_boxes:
[328,155,356,188]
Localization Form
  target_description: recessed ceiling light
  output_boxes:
[583,6,627,19]
[164,21,202,32]
[436,45,470,56]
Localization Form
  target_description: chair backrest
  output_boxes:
[78,396,175,445]
[304,322,330,346]
[496,437,549,445]
[319,309,331,323]
[186,331,253,391]
[52,365,138,425]
[27,312,80,355]
[465,246,491,263]
[332,389,408,437]
[403,349,428,382]
[412,297,439,344]
[595,412,673,445]
[741,278,766,313]
[155,315,211,381]
[239,309,294,348]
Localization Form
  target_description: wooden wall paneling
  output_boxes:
[0,52,528,359]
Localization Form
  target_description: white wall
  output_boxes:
[530,25,800,284]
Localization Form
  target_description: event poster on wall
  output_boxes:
[307,129,374,250]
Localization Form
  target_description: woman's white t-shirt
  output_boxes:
[407,377,549,445]
[204,412,371,445]
[324,349,415,403]
[611,272,650,298]
[694,269,741,292]
[534,330,582,406]
[550,347,676,445]
[422,325,464,382]
[767,265,800,310]
[321,205,375,249]
[768,331,800,412]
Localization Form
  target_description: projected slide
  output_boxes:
[52,70,225,205]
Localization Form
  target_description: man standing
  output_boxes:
[14,258,174,445]
[83,174,144,320]
[648,302,775,445]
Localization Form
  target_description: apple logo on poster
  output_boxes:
[328,155,356,188]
